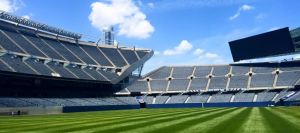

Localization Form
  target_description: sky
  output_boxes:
[1,0,300,75]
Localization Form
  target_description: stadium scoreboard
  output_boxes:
[229,27,295,62]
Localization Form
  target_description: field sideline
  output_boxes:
[0,107,299,133]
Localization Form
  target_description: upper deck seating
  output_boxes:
[189,78,208,90]
[25,58,54,76]
[136,50,148,58]
[100,48,127,67]
[1,55,36,75]
[150,80,168,91]
[80,45,113,66]
[231,66,250,75]
[250,74,275,88]
[168,79,189,91]
[209,77,228,89]
[276,72,300,86]
[172,67,194,78]
[119,49,139,65]
[127,81,149,92]
[149,67,171,79]
[212,65,230,76]
[1,26,46,57]
[61,41,97,65]
[194,66,212,77]
[228,76,249,88]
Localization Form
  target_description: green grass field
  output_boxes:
[0,107,300,133]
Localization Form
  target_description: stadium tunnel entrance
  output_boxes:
[136,96,147,109]
[140,102,147,109]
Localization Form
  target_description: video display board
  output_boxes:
[229,27,295,62]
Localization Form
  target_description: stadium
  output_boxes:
[1,1,300,132]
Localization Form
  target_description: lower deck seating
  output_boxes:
[144,96,153,104]
[209,94,232,103]
[155,96,169,104]
[275,91,293,101]
[0,97,37,107]
[115,97,138,105]
[187,95,210,103]
[20,98,60,106]
[256,92,277,102]
[82,98,111,105]
[64,98,98,106]
[43,98,80,106]
[233,93,254,102]
[167,95,188,104]
[99,97,127,105]
[286,93,300,101]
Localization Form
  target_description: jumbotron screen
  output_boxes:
[229,27,295,62]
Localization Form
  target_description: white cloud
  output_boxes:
[267,27,279,32]
[240,5,254,10]
[229,4,254,20]
[154,51,160,55]
[163,40,193,55]
[88,0,154,39]
[22,15,29,19]
[193,49,204,55]
[205,53,218,58]
[0,0,26,12]
[137,0,142,5]
[148,3,154,8]
[255,13,266,20]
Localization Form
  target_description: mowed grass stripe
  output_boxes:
[265,107,300,127]
[180,107,251,133]
[259,107,300,133]
[239,107,271,132]
[81,108,229,133]
[47,108,221,133]
[0,108,188,124]
[6,108,217,133]
[271,107,300,118]
[0,108,195,129]
[157,107,247,133]
[135,107,241,133]
[203,107,252,133]
[0,108,189,123]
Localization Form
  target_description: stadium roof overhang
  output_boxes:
[0,10,82,39]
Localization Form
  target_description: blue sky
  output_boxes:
[1,0,300,74]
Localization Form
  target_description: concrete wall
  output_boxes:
[0,106,63,116]
[148,102,274,109]
[63,105,140,113]
[284,100,300,106]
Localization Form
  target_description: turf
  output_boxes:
[0,107,299,133]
